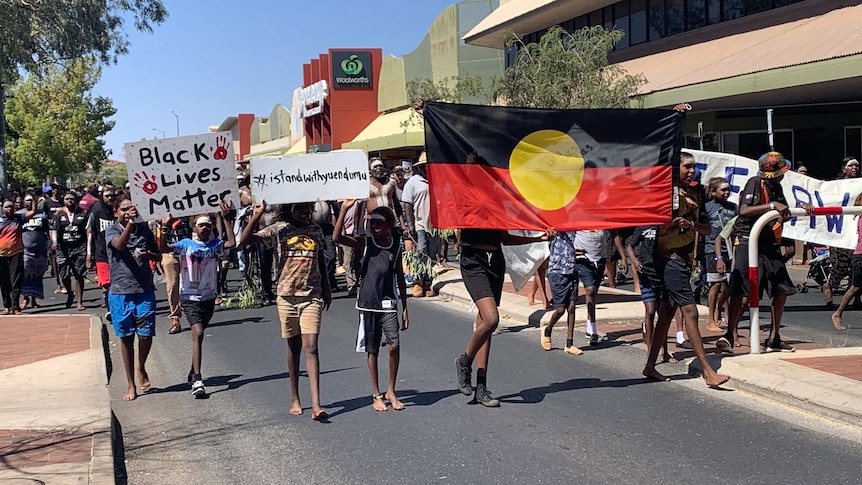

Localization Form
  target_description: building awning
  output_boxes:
[285,136,307,155]
[342,108,424,153]
[245,136,294,160]
[464,0,610,49]
[622,4,862,99]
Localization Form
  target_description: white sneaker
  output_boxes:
[192,380,206,398]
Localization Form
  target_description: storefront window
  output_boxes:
[724,0,744,19]
[744,0,771,15]
[589,10,603,27]
[648,0,665,40]
[603,6,614,31]
[562,18,575,33]
[575,15,589,31]
[615,1,630,47]
[722,130,794,161]
[687,0,706,30]
[630,0,647,45]
[707,0,721,24]
[846,127,862,160]
[666,0,685,35]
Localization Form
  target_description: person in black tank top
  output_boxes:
[335,201,410,412]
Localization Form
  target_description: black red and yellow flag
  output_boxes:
[423,102,684,231]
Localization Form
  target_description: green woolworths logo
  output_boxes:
[341,55,363,75]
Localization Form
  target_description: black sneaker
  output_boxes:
[588,333,600,346]
[475,387,500,407]
[764,338,795,352]
[187,368,196,386]
[677,340,694,350]
[455,357,472,396]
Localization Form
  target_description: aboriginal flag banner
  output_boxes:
[423,102,685,231]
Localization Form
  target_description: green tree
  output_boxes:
[493,25,647,109]
[5,58,117,183]
[402,75,487,129]
[0,0,168,193]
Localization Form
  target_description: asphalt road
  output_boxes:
[82,274,862,485]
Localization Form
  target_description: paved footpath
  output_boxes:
[0,314,114,484]
[434,263,862,427]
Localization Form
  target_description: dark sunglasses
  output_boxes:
[104,193,115,198]
[118,206,132,212]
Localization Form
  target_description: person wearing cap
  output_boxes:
[718,151,814,354]
[158,202,236,398]
[39,184,64,294]
[401,153,436,298]
[240,200,332,421]
[821,156,861,309]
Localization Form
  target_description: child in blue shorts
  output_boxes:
[106,196,160,401]
[626,225,673,364]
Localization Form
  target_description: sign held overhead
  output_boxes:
[251,150,370,204]
[124,132,240,220]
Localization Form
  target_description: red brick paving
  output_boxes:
[0,315,91,370]
[784,355,862,382]
[0,429,94,469]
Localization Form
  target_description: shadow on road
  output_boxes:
[326,388,460,418]
[208,316,266,328]
[497,376,677,404]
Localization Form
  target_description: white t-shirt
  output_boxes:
[573,230,612,263]
[172,238,227,301]
[401,174,430,231]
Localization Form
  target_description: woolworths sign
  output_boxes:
[331,51,372,89]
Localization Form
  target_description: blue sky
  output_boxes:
[98,0,459,160]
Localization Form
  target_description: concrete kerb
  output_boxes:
[90,315,116,485]
[685,349,862,428]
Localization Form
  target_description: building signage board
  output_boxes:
[250,150,369,204]
[301,80,329,118]
[123,132,240,219]
[331,51,373,89]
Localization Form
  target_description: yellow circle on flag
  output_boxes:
[509,130,585,211]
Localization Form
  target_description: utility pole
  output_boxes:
[171,110,179,137]
[0,78,8,198]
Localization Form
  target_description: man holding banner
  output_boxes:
[718,152,814,353]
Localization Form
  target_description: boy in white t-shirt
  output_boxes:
[158,200,236,398]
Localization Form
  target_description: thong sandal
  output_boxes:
[312,410,329,422]
[169,320,182,334]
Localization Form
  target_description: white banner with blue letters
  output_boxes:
[689,150,862,249]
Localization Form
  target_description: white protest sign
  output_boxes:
[502,232,550,293]
[250,150,370,204]
[124,132,239,220]
[689,149,862,249]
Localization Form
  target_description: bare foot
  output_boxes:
[77,305,86,311]
[703,372,730,388]
[312,409,329,421]
[643,368,670,382]
[660,353,678,364]
[289,399,303,415]
[122,387,137,401]
[527,297,536,306]
[832,314,847,330]
[706,322,723,333]
[137,368,151,392]
[386,391,405,410]
[372,397,388,412]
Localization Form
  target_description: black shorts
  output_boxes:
[358,311,400,353]
[728,244,796,298]
[851,254,862,288]
[548,272,578,308]
[654,256,696,307]
[460,247,505,305]
[57,245,87,280]
[183,299,216,327]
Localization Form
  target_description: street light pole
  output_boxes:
[170,110,179,137]
[152,128,165,139]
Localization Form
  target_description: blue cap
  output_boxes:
[42,185,53,193]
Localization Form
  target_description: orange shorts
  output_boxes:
[96,262,110,289]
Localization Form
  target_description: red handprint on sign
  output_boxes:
[213,135,230,160]
[133,171,159,195]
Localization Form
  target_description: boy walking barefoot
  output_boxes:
[334,201,410,411]
[241,200,331,420]
[158,201,235,398]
